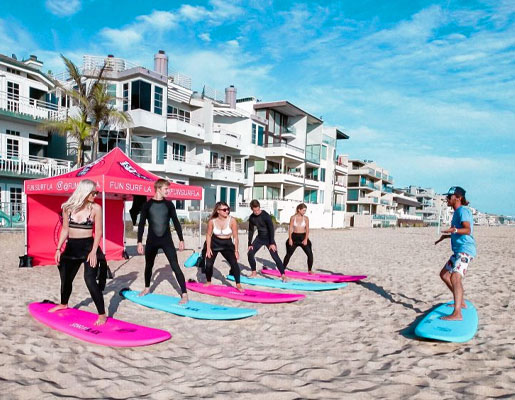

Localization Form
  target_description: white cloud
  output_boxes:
[136,10,178,30]
[226,39,239,48]
[45,0,81,17]
[100,28,143,48]
[179,5,210,22]
[198,33,212,42]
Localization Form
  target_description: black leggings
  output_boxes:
[59,237,106,315]
[247,237,285,274]
[144,236,187,294]
[283,233,314,271]
[202,237,241,284]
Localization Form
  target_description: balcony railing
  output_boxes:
[0,201,25,228]
[0,90,66,121]
[373,214,397,221]
[167,113,204,127]
[0,152,71,177]
[164,153,204,166]
[265,142,304,153]
[333,203,345,211]
[207,162,242,173]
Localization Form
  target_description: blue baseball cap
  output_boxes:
[446,186,466,197]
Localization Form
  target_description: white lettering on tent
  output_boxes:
[110,181,124,190]
[56,181,79,191]
[27,183,54,191]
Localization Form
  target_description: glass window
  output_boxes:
[319,190,324,204]
[251,124,256,144]
[107,84,116,106]
[99,130,126,154]
[244,159,249,179]
[257,126,264,146]
[220,187,227,202]
[304,189,318,204]
[173,143,186,161]
[123,83,129,111]
[7,81,20,112]
[229,188,237,210]
[321,145,327,160]
[320,168,326,182]
[254,160,265,173]
[267,186,280,199]
[167,105,178,116]
[154,86,163,115]
[252,186,264,199]
[10,187,23,215]
[130,135,152,163]
[131,80,151,111]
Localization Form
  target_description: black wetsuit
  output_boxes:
[137,199,186,293]
[247,210,285,273]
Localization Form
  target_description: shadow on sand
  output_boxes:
[398,303,442,341]
[357,281,425,314]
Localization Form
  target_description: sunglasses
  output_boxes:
[91,191,99,196]
[219,207,230,212]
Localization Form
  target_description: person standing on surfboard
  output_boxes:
[283,203,314,274]
[51,179,108,326]
[435,186,476,321]
[247,200,287,282]
[201,201,243,291]
[137,179,188,304]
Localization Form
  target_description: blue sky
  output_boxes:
[2,0,514,215]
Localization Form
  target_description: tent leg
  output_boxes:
[123,200,129,260]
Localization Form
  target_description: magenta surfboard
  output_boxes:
[28,302,171,347]
[186,282,305,303]
[261,269,367,283]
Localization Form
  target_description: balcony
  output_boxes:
[210,126,242,151]
[254,171,304,186]
[206,162,244,183]
[0,90,67,122]
[281,125,296,139]
[382,186,393,193]
[0,152,71,179]
[350,167,376,178]
[335,161,348,174]
[164,154,205,178]
[333,203,345,211]
[167,113,204,142]
[264,142,304,161]
[334,182,346,193]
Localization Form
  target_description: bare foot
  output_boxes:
[94,314,107,326]
[138,288,150,297]
[236,283,244,292]
[250,271,257,278]
[308,270,314,275]
[203,281,212,287]
[48,304,67,313]
[281,275,288,282]
[179,293,188,305]
[447,303,467,309]
[441,313,463,321]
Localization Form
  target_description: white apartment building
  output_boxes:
[0,53,71,226]
[62,51,349,228]
[346,159,395,227]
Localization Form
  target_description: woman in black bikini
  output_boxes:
[50,179,107,325]
[203,201,242,290]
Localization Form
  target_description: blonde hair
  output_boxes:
[62,179,97,214]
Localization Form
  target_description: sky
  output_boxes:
[1,0,514,215]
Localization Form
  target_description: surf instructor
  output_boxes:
[434,186,476,321]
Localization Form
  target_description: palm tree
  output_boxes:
[49,55,131,164]
[40,116,91,167]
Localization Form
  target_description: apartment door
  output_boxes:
[173,143,186,162]
[220,187,227,203]
[229,188,237,210]
[8,185,23,215]
[6,130,20,160]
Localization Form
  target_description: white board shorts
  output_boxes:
[444,252,473,278]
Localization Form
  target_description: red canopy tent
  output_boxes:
[24,147,203,266]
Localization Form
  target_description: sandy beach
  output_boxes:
[1,226,514,399]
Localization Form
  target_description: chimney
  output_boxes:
[11,54,17,60]
[23,54,43,70]
[154,50,168,76]
[225,85,237,109]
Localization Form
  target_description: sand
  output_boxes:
[1,226,514,399]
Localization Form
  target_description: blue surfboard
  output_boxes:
[226,275,347,291]
[414,300,478,343]
[184,252,201,268]
[120,290,257,320]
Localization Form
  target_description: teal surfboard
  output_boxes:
[226,275,347,291]
[414,300,478,343]
[120,290,257,320]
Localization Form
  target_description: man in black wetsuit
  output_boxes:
[247,199,287,281]
[137,179,188,303]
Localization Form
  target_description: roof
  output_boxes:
[213,108,248,118]
[24,147,202,200]
[0,54,55,87]
[254,100,323,124]
[336,128,349,139]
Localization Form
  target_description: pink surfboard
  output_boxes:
[186,282,305,303]
[261,269,367,283]
[28,302,171,347]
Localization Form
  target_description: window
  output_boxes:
[167,105,178,116]
[156,138,167,164]
[319,190,324,204]
[304,189,318,204]
[257,126,264,146]
[154,86,163,115]
[173,143,186,161]
[174,181,186,210]
[220,187,227,202]
[7,81,20,112]
[253,186,264,199]
[251,123,256,144]
[131,80,151,111]
[348,189,359,201]
[178,109,191,123]
[99,130,126,153]
[10,187,23,215]
[267,186,280,199]
[7,67,21,75]
[6,131,20,159]
[229,188,237,210]
[321,145,327,160]
[107,84,116,106]
[130,135,152,163]
[320,168,326,182]
[122,83,129,111]
[244,159,249,179]
[210,151,218,167]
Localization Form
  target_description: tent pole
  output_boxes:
[199,188,204,250]
[24,192,28,256]
[102,176,106,253]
